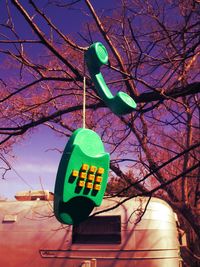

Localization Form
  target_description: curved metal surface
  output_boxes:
[0,196,182,267]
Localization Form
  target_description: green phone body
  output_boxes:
[54,128,110,225]
[85,42,137,115]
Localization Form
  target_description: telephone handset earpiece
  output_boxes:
[85,42,137,115]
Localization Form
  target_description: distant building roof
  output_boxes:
[15,190,54,201]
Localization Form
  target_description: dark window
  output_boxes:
[72,216,121,244]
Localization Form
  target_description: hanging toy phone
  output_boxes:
[54,42,137,225]
[54,128,110,225]
[85,42,137,115]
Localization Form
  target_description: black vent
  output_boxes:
[72,216,121,244]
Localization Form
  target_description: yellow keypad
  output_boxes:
[79,172,87,179]
[71,163,104,192]
[81,163,89,171]
[95,176,102,183]
[72,170,79,177]
[88,174,95,181]
[86,182,93,189]
[89,165,97,173]
[78,180,85,187]
[97,167,104,175]
[93,184,101,191]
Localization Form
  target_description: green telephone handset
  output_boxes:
[85,42,137,115]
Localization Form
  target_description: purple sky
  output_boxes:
[1,126,66,199]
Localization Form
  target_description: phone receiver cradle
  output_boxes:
[54,128,110,225]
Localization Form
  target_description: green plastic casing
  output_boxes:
[54,128,110,225]
[85,42,137,115]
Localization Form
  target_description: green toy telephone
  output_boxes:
[85,42,137,115]
[54,128,109,225]
[54,42,137,225]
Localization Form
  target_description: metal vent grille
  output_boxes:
[72,216,121,244]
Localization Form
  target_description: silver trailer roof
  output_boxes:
[0,196,181,267]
